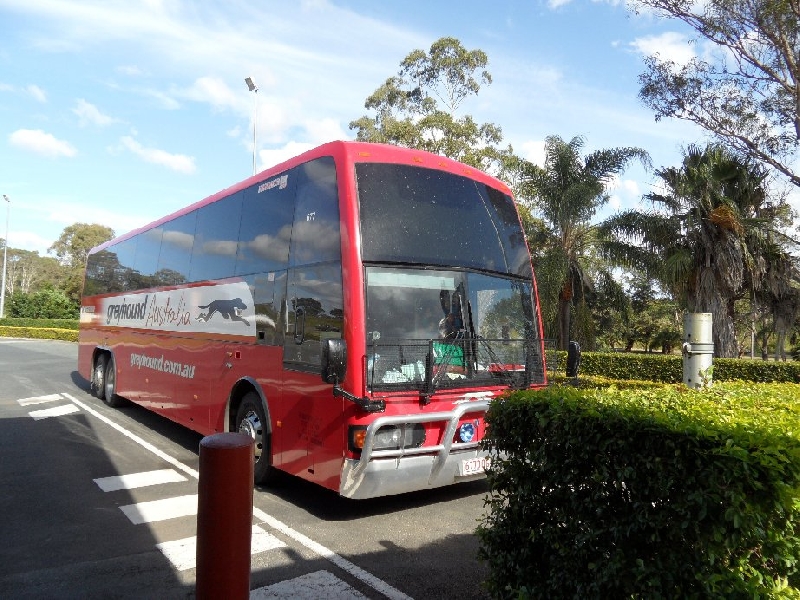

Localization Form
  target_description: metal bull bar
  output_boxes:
[350,398,491,483]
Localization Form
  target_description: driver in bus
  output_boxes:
[434,292,465,373]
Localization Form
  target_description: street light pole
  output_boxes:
[245,77,259,175]
[1,194,10,319]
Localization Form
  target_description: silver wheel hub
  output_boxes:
[238,411,263,459]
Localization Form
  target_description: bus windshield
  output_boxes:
[364,267,543,392]
[356,162,531,278]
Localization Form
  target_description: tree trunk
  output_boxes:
[694,266,739,358]
[557,295,570,351]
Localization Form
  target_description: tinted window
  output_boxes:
[248,270,287,346]
[236,173,296,276]
[357,163,530,277]
[157,212,196,285]
[84,249,117,296]
[289,157,341,266]
[190,192,243,282]
[283,263,343,369]
[133,227,163,286]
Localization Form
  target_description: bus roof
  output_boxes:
[89,141,514,255]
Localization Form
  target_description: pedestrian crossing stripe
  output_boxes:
[29,403,81,419]
[250,570,368,599]
[93,469,188,492]
[17,392,80,420]
[156,525,286,571]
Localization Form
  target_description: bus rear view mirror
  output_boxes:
[321,338,347,384]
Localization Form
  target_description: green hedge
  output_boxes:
[0,317,79,330]
[478,383,800,599]
[0,326,78,342]
[555,350,800,383]
[0,318,79,342]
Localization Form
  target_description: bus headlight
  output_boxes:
[349,424,426,452]
[457,422,476,443]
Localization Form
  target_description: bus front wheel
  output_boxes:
[236,392,273,484]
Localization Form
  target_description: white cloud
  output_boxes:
[73,99,118,126]
[27,84,47,102]
[630,31,695,66]
[9,129,77,158]
[120,136,196,174]
[182,76,241,111]
[116,65,146,76]
[257,142,315,172]
[520,140,546,166]
[302,117,347,145]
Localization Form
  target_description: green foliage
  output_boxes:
[478,383,800,598]
[9,289,78,319]
[48,222,114,269]
[516,135,650,350]
[632,0,800,188]
[554,350,800,384]
[0,317,79,330]
[0,326,77,341]
[349,37,509,172]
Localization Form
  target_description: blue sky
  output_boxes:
[1,0,714,256]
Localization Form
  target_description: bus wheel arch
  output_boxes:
[230,380,275,484]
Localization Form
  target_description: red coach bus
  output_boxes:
[78,141,547,499]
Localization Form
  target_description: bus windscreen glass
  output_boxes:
[356,163,531,278]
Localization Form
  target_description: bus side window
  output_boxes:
[283,263,343,370]
[251,270,286,346]
[289,157,340,266]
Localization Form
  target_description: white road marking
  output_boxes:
[250,570,368,599]
[120,494,198,525]
[29,404,81,420]
[252,506,412,600]
[94,469,188,492]
[18,393,65,406]
[62,393,411,600]
[157,525,285,571]
[65,393,199,479]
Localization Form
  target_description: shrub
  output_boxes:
[9,289,78,319]
[478,383,800,599]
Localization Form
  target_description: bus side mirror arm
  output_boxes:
[321,339,385,413]
[332,386,385,413]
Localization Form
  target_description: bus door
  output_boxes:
[276,154,343,488]
[279,263,344,487]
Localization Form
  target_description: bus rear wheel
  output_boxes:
[103,354,127,408]
[236,392,273,484]
[91,354,107,400]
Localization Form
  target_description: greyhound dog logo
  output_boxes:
[196,298,250,326]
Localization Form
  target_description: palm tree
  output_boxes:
[517,135,650,350]
[599,144,798,357]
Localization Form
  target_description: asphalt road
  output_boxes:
[0,338,492,599]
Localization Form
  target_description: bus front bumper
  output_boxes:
[338,399,492,499]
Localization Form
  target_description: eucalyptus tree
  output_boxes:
[517,135,650,350]
[49,222,115,305]
[599,144,797,357]
[632,0,800,188]
[349,37,511,171]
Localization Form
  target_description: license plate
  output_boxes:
[459,456,490,476]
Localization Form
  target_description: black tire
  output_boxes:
[235,392,274,484]
[91,354,107,400]
[103,354,127,408]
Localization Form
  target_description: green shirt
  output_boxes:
[432,341,465,367]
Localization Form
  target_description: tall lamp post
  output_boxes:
[1,194,10,319]
[245,77,258,176]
